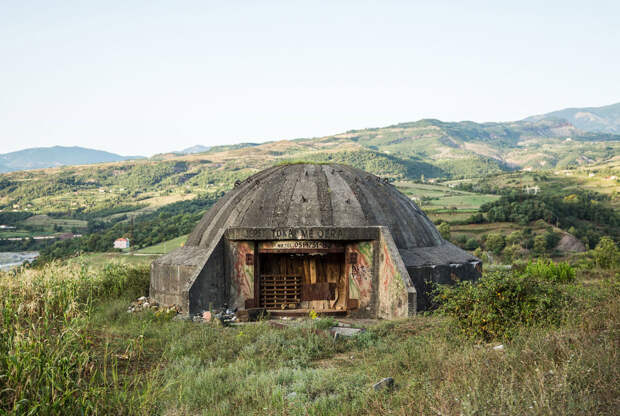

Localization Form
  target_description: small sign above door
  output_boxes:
[258,240,345,253]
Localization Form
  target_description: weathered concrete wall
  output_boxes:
[150,246,212,312]
[187,237,227,314]
[407,261,482,311]
[377,227,415,318]
[347,241,374,315]
[227,240,255,310]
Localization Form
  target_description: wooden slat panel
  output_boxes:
[260,272,302,309]
[301,282,336,301]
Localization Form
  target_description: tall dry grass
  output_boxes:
[1,261,617,415]
[0,262,151,414]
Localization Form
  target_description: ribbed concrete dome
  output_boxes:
[186,163,443,250]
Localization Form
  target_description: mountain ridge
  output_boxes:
[3,104,619,175]
[525,102,620,134]
[0,146,143,173]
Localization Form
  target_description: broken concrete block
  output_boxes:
[329,327,364,338]
[373,377,394,391]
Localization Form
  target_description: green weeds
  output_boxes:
[1,261,618,415]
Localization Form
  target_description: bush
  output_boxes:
[436,267,573,341]
[466,213,485,224]
[505,231,523,247]
[592,237,619,269]
[533,234,548,254]
[502,244,523,262]
[438,222,451,240]
[454,234,468,246]
[464,238,479,251]
[485,233,505,254]
[523,259,575,283]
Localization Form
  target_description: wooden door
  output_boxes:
[258,253,346,310]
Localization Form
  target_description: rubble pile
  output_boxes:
[127,296,180,315]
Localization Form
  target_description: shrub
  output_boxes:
[438,222,451,240]
[436,268,573,341]
[466,213,485,224]
[533,234,548,254]
[464,238,479,251]
[313,317,337,330]
[523,259,575,283]
[454,234,468,246]
[485,233,505,254]
[505,230,523,247]
[502,244,523,262]
[592,237,619,269]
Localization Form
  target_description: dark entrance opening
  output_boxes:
[257,252,347,312]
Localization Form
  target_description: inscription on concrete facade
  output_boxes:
[226,227,379,241]
[259,240,343,251]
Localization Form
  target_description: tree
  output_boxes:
[502,244,522,262]
[593,237,619,269]
[465,238,479,251]
[506,230,523,247]
[485,233,505,254]
[533,234,547,255]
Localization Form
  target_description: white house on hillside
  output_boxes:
[114,238,130,249]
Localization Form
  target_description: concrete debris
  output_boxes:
[493,344,505,351]
[187,305,243,326]
[330,326,364,339]
[127,296,180,315]
[373,377,394,391]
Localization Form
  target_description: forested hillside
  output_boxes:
[0,117,618,259]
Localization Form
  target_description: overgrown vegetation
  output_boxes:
[435,260,577,340]
[1,257,618,415]
[0,262,150,414]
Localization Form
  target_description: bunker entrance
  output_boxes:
[257,241,348,313]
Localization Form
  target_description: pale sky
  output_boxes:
[1,1,619,156]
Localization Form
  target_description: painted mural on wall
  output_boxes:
[230,241,254,310]
[377,232,408,318]
[347,241,373,309]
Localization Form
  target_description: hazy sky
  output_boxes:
[1,1,619,156]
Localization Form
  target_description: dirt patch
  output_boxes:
[556,233,586,253]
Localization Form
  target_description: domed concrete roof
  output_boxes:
[186,163,445,250]
[152,163,480,315]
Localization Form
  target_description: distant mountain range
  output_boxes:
[1,103,619,174]
[526,102,620,134]
[180,145,211,154]
[0,146,142,173]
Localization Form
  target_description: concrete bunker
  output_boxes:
[150,164,481,319]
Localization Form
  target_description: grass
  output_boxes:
[1,259,618,415]
[68,252,155,269]
[135,234,188,254]
[22,214,87,229]
[394,180,500,212]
